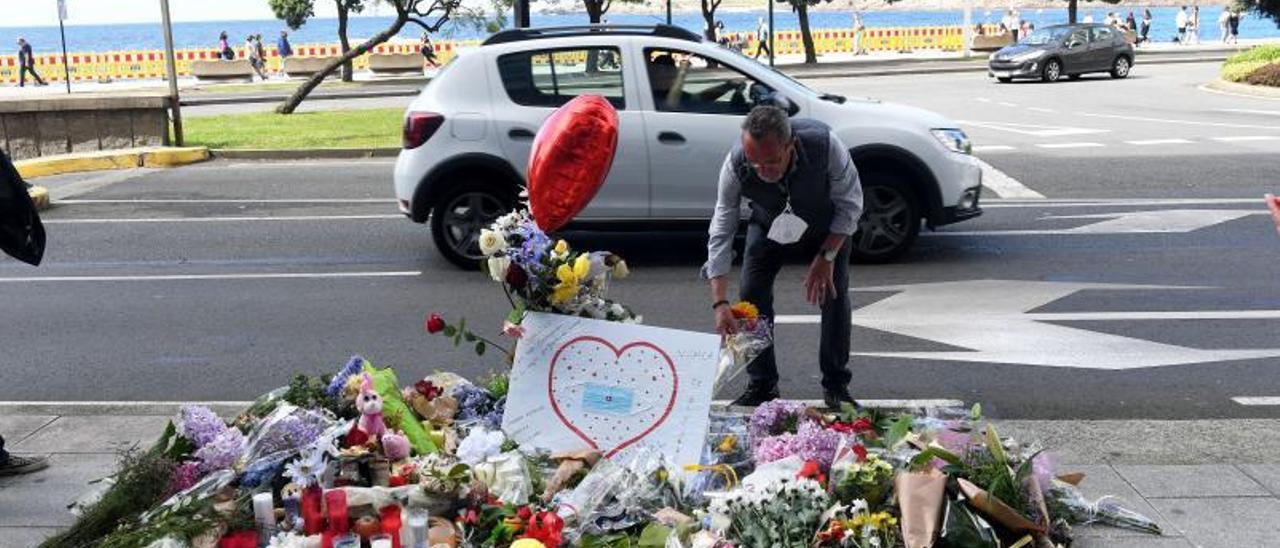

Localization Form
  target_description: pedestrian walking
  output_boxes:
[852,11,867,55]
[255,34,268,69]
[1083,12,1094,24]
[1125,11,1137,33]
[1228,9,1240,44]
[218,32,234,60]
[1141,9,1153,44]
[245,35,267,80]
[1175,6,1188,43]
[1189,6,1201,44]
[277,30,293,59]
[420,32,439,68]
[753,17,771,60]
[16,38,47,87]
[704,105,864,409]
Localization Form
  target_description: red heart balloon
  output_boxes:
[527,95,619,232]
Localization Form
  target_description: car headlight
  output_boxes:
[931,129,971,155]
[1010,49,1047,62]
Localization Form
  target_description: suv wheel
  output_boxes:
[1110,56,1131,78]
[430,184,515,269]
[850,173,921,264]
[1041,58,1062,83]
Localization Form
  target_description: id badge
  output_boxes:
[767,210,808,244]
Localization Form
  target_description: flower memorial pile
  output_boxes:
[47,211,1162,548]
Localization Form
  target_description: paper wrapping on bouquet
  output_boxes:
[502,312,719,469]
[526,95,619,232]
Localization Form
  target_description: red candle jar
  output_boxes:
[218,530,257,548]
[302,485,325,535]
[326,489,349,534]
[380,505,403,548]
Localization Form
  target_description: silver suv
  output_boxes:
[394,25,984,268]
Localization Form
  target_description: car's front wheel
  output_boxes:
[430,184,515,269]
[850,173,921,264]
[1041,58,1063,82]
[1110,55,1131,78]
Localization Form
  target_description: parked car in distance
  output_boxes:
[988,23,1134,83]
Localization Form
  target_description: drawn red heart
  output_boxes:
[547,336,678,458]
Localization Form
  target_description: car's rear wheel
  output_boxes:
[850,172,921,264]
[430,183,515,269]
[1110,55,1131,78]
[1041,58,1063,82]
[997,77,1013,83]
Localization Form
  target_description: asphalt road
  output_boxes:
[5,62,1280,421]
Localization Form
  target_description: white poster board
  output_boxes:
[502,312,720,468]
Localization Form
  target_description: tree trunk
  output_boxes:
[277,17,408,114]
[797,2,817,64]
[1068,0,1077,25]
[338,2,354,82]
[586,0,603,23]
[702,0,717,42]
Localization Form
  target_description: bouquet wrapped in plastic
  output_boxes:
[1046,479,1162,535]
[714,301,774,391]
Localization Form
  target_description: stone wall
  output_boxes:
[0,95,171,161]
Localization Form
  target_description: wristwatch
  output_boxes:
[820,248,839,262]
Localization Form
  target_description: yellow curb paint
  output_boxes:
[28,186,50,211]
[14,147,210,179]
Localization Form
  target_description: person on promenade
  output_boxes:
[278,31,293,60]
[1125,11,1137,33]
[420,32,439,68]
[0,150,50,477]
[1175,7,1188,43]
[16,38,47,87]
[1189,6,1201,44]
[245,35,267,80]
[853,11,867,55]
[754,17,771,60]
[1083,12,1094,24]
[1141,9,1153,44]
[1228,9,1240,44]
[219,31,234,60]
[703,105,863,409]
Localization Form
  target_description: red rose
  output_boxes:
[425,313,445,334]
[517,506,533,521]
[415,380,442,400]
[853,444,868,463]
[797,459,827,485]
[344,427,369,448]
[505,263,528,289]
[851,417,875,434]
[389,475,408,487]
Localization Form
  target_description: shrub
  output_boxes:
[1222,60,1268,82]
[1244,62,1280,87]
[1225,44,1280,67]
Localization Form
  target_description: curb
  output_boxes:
[15,146,211,179]
[183,88,421,107]
[1202,77,1280,99]
[211,147,400,160]
[784,53,1227,80]
[28,185,50,211]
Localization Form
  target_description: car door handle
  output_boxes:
[657,131,686,144]
[508,128,535,140]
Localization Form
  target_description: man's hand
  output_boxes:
[715,304,738,336]
[1267,193,1280,236]
[804,256,837,306]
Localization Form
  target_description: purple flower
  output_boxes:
[327,356,365,398]
[195,428,246,474]
[793,421,844,472]
[753,433,799,465]
[453,383,496,423]
[179,405,227,449]
[254,414,326,456]
[749,400,812,442]
[168,461,205,495]
[240,453,290,488]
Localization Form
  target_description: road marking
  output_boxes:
[1231,397,1280,406]
[713,399,966,409]
[976,158,1045,199]
[997,101,1019,107]
[0,401,255,407]
[973,145,1016,152]
[1211,135,1280,142]
[786,280,1280,370]
[1125,139,1195,146]
[1216,109,1280,117]
[0,271,422,283]
[957,120,1109,137]
[975,97,992,103]
[782,310,1280,323]
[1035,142,1104,149]
[982,198,1267,208]
[1026,107,1056,113]
[1077,112,1280,131]
[43,214,402,224]
[58,199,396,204]
[1042,209,1262,233]
[221,160,397,168]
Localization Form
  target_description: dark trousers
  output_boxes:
[19,65,45,87]
[739,222,852,391]
[0,434,8,466]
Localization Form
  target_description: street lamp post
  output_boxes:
[514,0,530,28]
[56,0,70,94]
[160,0,183,146]
[768,0,774,67]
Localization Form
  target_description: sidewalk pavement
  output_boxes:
[2,406,1279,547]
[0,38,1270,104]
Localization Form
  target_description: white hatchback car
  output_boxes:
[394,25,983,268]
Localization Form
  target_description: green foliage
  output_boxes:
[1222,61,1268,82]
[269,0,315,29]
[151,420,196,462]
[486,371,511,399]
[97,497,220,548]
[1225,44,1280,66]
[1237,0,1280,26]
[40,448,179,548]
[1245,62,1280,87]
[185,108,403,149]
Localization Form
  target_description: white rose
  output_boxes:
[611,259,630,279]
[478,229,506,257]
[487,256,511,283]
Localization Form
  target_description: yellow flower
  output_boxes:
[716,434,738,454]
[511,540,545,548]
[730,301,759,320]
[552,255,590,304]
[551,239,570,261]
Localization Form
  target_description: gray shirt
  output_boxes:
[700,130,863,280]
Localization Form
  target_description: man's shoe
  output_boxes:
[729,384,780,407]
[823,388,860,411]
[0,454,50,477]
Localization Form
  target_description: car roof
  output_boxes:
[483,24,701,46]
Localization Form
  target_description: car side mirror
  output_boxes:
[1067,40,1083,48]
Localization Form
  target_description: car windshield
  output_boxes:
[723,45,819,97]
[1020,27,1074,45]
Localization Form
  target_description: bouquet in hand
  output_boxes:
[715,301,773,391]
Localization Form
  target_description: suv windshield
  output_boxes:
[722,45,819,97]
[1020,27,1074,45]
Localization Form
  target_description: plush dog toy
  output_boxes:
[355,373,387,439]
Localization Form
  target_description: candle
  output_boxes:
[326,489,349,534]
[302,485,325,535]
[380,505,403,548]
[217,530,258,548]
[252,492,277,545]
[283,493,302,532]
[406,508,429,548]
[370,534,394,548]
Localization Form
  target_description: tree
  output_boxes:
[1237,0,1280,26]
[777,0,832,64]
[275,0,470,114]
[269,0,367,82]
[1064,0,1120,25]
[701,0,724,43]
[581,0,643,24]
